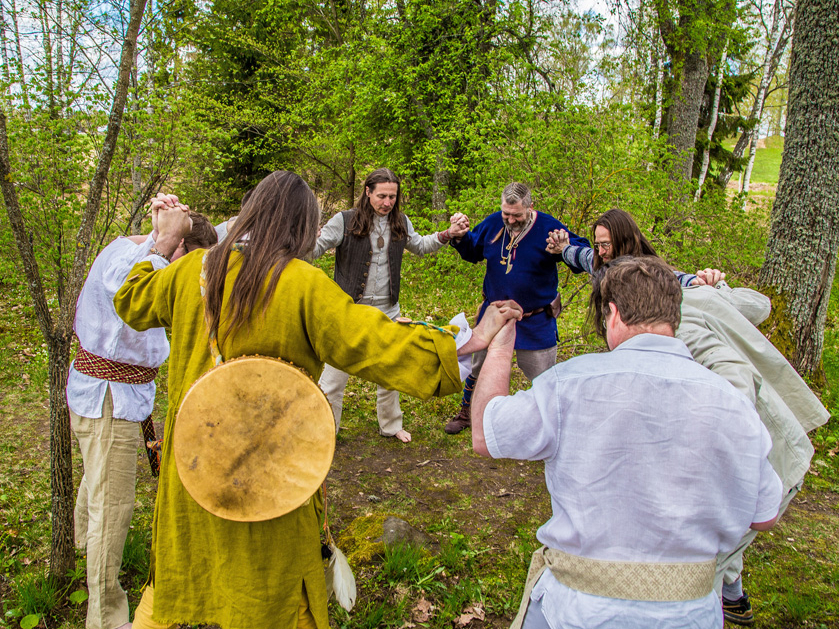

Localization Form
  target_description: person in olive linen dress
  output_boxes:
[115,170,520,629]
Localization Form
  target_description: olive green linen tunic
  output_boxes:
[114,252,461,629]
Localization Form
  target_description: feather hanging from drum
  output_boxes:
[325,542,356,611]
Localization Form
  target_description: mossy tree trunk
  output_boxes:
[758,0,839,378]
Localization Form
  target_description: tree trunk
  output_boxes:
[717,0,794,189]
[695,46,727,200]
[9,0,31,113]
[664,49,709,183]
[48,333,74,581]
[758,0,839,378]
[0,1,11,84]
[741,0,787,194]
[652,39,664,138]
[64,0,148,330]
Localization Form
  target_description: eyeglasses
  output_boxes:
[593,242,612,251]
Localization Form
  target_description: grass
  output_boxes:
[1,207,838,627]
[721,134,784,186]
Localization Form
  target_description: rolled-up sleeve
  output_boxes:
[484,374,560,462]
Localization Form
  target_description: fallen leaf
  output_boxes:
[385,467,392,473]
[455,604,486,627]
[412,597,435,622]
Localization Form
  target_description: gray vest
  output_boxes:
[335,209,407,304]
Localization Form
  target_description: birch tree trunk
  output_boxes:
[9,0,31,113]
[741,0,787,194]
[716,0,794,189]
[0,2,11,84]
[695,45,727,200]
[0,0,149,581]
[758,0,839,378]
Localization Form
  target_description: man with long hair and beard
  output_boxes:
[312,167,470,442]
[114,170,519,629]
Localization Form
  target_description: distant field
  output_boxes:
[723,135,784,185]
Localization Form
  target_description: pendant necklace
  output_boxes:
[500,217,530,275]
[374,221,387,249]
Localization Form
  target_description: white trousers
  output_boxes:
[318,302,403,436]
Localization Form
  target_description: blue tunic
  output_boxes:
[452,212,589,350]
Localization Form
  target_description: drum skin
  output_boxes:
[174,355,335,522]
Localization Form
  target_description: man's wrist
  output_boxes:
[438,228,452,243]
[152,233,181,260]
[149,247,171,262]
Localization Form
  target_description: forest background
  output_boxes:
[0,0,837,627]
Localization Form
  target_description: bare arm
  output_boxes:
[471,319,516,457]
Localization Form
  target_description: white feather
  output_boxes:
[325,543,356,611]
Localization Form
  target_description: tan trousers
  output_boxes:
[318,302,403,437]
[71,387,139,629]
[132,584,318,629]
[714,480,801,594]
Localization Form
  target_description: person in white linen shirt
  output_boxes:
[677,279,829,625]
[68,195,216,629]
[312,167,469,442]
[470,256,783,629]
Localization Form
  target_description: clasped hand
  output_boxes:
[449,213,470,238]
[545,229,570,254]
[471,300,522,350]
[150,192,193,241]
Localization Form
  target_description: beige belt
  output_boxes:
[510,546,716,629]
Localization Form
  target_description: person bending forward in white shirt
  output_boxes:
[470,256,782,629]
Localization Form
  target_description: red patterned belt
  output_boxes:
[73,346,159,385]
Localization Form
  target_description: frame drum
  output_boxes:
[174,355,335,522]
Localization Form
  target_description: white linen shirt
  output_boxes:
[484,333,783,629]
[66,235,170,422]
[313,212,444,308]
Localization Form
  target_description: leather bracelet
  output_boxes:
[149,247,171,262]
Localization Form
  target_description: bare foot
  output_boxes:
[394,429,412,443]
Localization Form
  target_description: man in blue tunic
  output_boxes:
[445,182,588,434]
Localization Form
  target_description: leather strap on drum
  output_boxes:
[74,346,158,384]
[510,546,716,629]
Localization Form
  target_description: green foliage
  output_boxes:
[11,571,61,616]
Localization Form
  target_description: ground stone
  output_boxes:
[379,516,439,553]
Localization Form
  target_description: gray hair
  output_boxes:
[501,182,532,208]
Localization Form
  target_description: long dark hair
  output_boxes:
[592,208,658,270]
[347,167,409,240]
[204,171,320,342]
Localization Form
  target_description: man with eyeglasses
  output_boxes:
[445,182,589,434]
[67,194,216,629]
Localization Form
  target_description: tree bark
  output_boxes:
[758,0,839,378]
[48,334,74,580]
[665,49,709,182]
